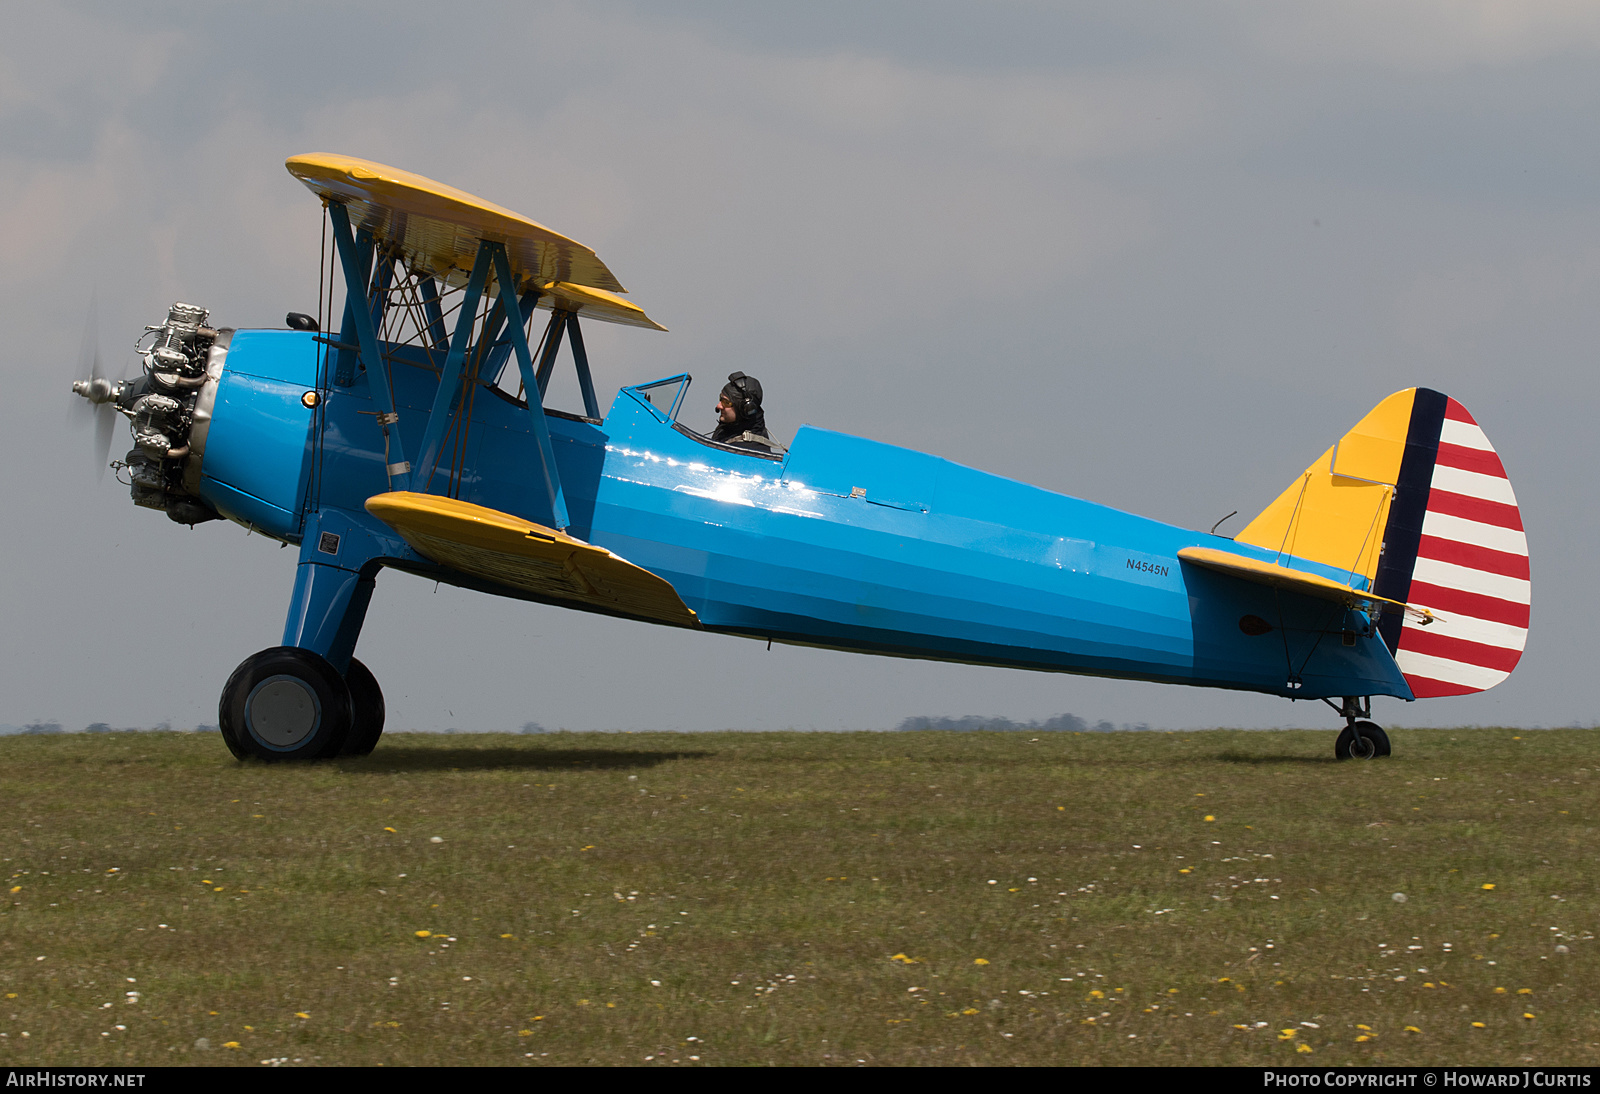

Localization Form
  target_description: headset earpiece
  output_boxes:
[727,372,759,418]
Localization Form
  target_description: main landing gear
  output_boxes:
[219,647,386,762]
[219,541,387,762]
[1328,696,1390,760]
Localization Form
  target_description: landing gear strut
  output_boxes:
[1329,696,1390,760]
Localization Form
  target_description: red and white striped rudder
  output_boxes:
[1391,398,1530,698]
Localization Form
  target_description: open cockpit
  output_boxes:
[625,373,786,461]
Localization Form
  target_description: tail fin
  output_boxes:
[1235,389,1529,698]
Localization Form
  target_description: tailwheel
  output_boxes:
[1328,696,1390,761]
[219,646,352,762]
[340,657,386,757]
[1335,720,1391,760]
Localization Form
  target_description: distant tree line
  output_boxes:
[2,722,213,735]
[894,714,1151,733]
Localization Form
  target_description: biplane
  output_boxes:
[71,154,1531,761]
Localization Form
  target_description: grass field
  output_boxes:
[0,727,1595,1067]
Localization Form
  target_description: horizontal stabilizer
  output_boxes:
[1177,547,1418,616]
[366,492,698,627]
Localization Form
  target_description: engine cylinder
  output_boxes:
[116,302,227,525]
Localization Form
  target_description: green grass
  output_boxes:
[0,727,1595,1066]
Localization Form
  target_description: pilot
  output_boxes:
[711,372,774,451]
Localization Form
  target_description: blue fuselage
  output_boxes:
[195,329,1411,702]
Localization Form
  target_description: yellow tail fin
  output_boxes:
[1234,389,1419,583]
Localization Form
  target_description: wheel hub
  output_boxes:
[245,675,321,747]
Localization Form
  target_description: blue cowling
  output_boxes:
[197,330,319,542]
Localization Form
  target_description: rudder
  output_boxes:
[1385,396,1530,697]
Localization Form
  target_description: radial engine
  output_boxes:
[73,302,226,526]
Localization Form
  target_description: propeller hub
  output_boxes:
[71,376,117,404]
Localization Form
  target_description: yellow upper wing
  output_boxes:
[286,153,665,331]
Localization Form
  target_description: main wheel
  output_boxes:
[219,647,352,762]
[1335,720,1391,760]
[340,657,386,757]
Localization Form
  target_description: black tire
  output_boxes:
[1335,720,1391,760]
[340,657,386,757]
[219,647,352,762]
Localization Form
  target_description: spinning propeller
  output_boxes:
[69,298,125,481]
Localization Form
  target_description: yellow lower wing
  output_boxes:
[366,492,698,628]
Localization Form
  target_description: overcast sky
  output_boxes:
[4,1,1597,732]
